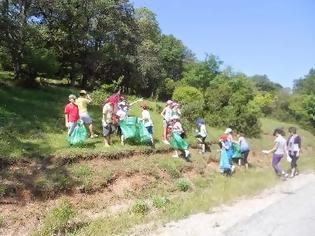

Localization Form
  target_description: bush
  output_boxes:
[176,178,191,192]
[152,195,170,209]
[157,78,176,100]
[131,200,149,215]
[36,199,75,235]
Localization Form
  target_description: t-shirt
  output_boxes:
[172,121,183,134]
[238,136,250,152]
[163,107,172,122]
[198,124,207,138]
[141,110,153,127]
[288,135,300,152]
[116,109,127,121]
[102,103,113,126]
[76,97,90,113]
[274,135,287,155]
[64,103,79,122]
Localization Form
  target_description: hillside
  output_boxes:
[0,74,315,235]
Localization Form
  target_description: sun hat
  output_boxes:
[79,90,87,95]
[68,94,77,100]
[224,128,232,134]
[166,100,173,105]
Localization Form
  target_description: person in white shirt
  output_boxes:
[161,100,173,144]
[195,118,207,154]
[140,102,154,145]
[263,128,288,177]
[170,115,190,160]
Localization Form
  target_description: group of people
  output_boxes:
[218,128,250,175]
[263,127,301,179]
[64,91,302,178]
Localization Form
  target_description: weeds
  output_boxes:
[0,215,5,228]
[152,195,170,209]
[176,178,191,192]
[34,199,75,236]
[131,200,149,215]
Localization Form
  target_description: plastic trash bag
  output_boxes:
[219,149,231,170]
[170,132,189,150]
[120,116,138,140]
[67,122,87,145]
[232,143,242,159]
[138,122,152,143]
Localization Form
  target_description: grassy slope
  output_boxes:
[1,71,315,235]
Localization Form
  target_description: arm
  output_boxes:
[160,107,166,118]
[86,95,92,103]
[64,114,68,127]
[267,143,278,154]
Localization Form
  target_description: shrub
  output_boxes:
[36,199,75,235]
[131,200,149,215]
[152,195,170,209]
[176,178,191,192]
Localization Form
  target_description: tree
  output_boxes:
[249,74,283,92]
[182,54,222,90]
[293,68,315,95]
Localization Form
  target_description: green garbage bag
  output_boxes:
[67,122,87,145]
[232,143,242,159]
[170,132,189,150]
[138,122,152,143]
[120,117,138,140]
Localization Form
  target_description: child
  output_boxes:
[170,115,190,160]
[218,134,232,175]
[64,94,80,136]
[195,118,207,154]
[116,101,128,145]
[263,128,288,177]
[287,127,302,177]
[161,100,173,144]
[140,102,154,145]
[237,132,250,169]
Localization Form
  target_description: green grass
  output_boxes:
[0,75,170,160]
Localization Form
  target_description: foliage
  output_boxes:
[181,54,223,89]
[131,199,149,215]
[253,92,277,115]
[176,178,191,192]
[157,78,176,100]
[204,75,261,137]
[0,215,4,228]
[36,199,75,235]
[152,195,170,209]
[294,68,315,95]
[250,74,283,92]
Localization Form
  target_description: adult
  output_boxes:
[264,128,288,177]
[161,100,173,144]
[237,132,250,169]
[224,128,235,172]
[76,90,97,138]
[287,127,302,177]
[102,98,115,147]
[64,94,79,136]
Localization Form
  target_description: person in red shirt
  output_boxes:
[64,94,80,135]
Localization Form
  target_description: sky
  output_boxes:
[132,0,315,88]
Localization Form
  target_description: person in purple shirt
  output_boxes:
[287,127,302,178]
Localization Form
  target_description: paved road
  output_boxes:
[149,174,315,236]
[225,180,315,236]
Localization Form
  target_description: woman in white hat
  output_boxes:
[169,115,190,160]
[160,100,173,144]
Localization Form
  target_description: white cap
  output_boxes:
[224,128,232,134]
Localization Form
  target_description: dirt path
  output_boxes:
[148,172,315,236]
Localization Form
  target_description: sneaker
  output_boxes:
[104,143,110,148]
[184,150,190,158]
[172,154,179,158]
[90,134,98,138]
[231,165,236,173]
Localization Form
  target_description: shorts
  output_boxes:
[67,122,77,135]
[103,123,115,137]
[80,112,92,124]
[145,126,153,135]
[196,135,206,143]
